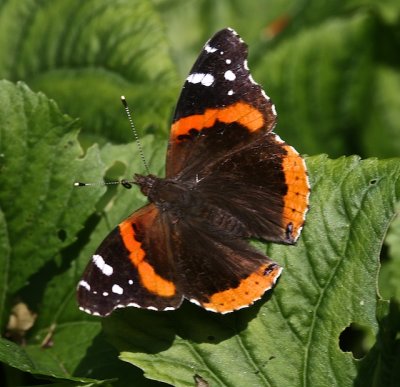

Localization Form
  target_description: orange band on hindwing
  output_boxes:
[202,263,282,313]
[119,221,176,297]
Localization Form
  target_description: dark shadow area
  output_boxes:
[103,288,275,356]
[15,160,128,318]
[74,331,165,387]
[17,212,101,315]
[354,300,400,387]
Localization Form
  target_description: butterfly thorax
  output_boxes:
[134,173,248,236]
[134,174,194,213]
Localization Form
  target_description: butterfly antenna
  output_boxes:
[74,180,133,189]
[121,96,150,175]
[74,96,148,189]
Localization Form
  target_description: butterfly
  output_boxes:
[77,28,310,316]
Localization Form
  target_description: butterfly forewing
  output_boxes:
[78,205,183,316]
[166,28,277,178]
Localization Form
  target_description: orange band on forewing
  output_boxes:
[281,145,309,238]
[119,221,176,297]
[202,264,281,313]
[171,102,264,139]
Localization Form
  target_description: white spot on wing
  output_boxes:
[187,73,215,87]
[92,254,113,276]
[128,280,133,285]
[205,44,217,53]
[224,70,236,81]
[79,280,90,291]
[112,284,124,295]
[228,89,234,95]
[271,104,277,116]
[202,74,215,86]
[103,292,109,296]
[226,59,232,64]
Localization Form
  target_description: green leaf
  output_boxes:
[101,156,400,386]
[0,80,111,383]
[362,67,400,158]
[0,80,105,300]
[0,81,161,386]
[0,207,10,325]
[0,335,109,385]
[0,0,179,143]
[254,12,374,157]
[0,337,35,373]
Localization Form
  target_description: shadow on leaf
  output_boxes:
[102,291,274,353]
[355,300,400,386]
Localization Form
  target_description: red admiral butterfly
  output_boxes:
[77,28,310,316]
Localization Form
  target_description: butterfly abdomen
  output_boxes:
[199,204,249,237]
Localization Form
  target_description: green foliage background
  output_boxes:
[0,0,400,386]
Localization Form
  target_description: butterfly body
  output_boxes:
[78,28,310,316]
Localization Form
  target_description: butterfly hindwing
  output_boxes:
[194,133,309,244]
[170,218,282,313]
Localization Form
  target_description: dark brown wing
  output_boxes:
[77,204,183,316]
[170,217,282,313]
[166,28,277,178]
